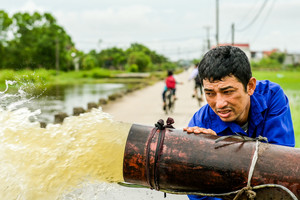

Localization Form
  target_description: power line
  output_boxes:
[251,0,277,44]
[223,26,232,44]
[156,46,203,54]
[236,0,269,32]
[203,26,211,50]
[236,0,260,27]
[216,0,219,46]
[142,35,205,43]
[76,34,205,46]
[78,39,203,55]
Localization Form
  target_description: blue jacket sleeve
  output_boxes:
[263,86,295,147]
[188,195,222,200]
[188,106,208,127]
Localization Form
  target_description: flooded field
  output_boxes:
[23,83,126,124]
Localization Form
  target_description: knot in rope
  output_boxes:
[166,117,175,128]
[155,119,165,130]
[256,135,268,143]
[233,186,256,200]
[155,117,175,130]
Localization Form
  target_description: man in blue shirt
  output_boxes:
[184,46,295,200]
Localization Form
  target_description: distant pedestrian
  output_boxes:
[188,63,203,101]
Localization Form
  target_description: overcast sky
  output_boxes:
[1,0,300,61]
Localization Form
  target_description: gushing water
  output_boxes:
[0,83,131,199]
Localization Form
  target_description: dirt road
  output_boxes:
[103,68,204,128]
[90,68,205,200]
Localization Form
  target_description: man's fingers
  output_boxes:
[183,126,199,133]
[186,127,196,133]
[209,129,217,135]
[194,128,202,134]
[183,127,217,135]
[201,128,217,135]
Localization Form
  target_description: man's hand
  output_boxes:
[183,126,217,135]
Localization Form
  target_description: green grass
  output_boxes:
[253,70,300,90]
[253,70,300,147]
[0,68,159,93]
[0,68,182,90]
[291,103,300,147]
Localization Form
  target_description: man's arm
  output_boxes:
[262,86,295,147]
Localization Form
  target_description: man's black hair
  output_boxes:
[168,70,173,76]
[198,45,252,91]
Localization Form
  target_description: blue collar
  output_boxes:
[249,92,267,125]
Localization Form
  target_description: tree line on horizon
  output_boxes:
[0,10,180,73]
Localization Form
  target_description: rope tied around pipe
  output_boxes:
[215,133,268,143]
[232,156,258,199]
[145,118,175,191]
[216,134,268,200]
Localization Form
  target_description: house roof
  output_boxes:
[211,43,250,49]
[219,43,249,48]
[262,48,279,56]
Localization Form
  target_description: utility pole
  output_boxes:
[55,37,60,75]
[202,39,207,57]
[203,26,211,51]
[231,23,235,46]
[216,0,219,46]
[98,39,102,53]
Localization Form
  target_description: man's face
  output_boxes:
[203,76,256,125]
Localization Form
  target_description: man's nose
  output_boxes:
[215,94,228,109]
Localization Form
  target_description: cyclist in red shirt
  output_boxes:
[162,70,177,110]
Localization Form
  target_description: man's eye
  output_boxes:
[224,90,233,94]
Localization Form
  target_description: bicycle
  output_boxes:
[193,85,203,107]
[164,89,175,114]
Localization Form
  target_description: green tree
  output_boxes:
[89,42,171,72]
[126,43,168,65]
[126,64,139,72]
[0,10,13,43]
[0,10,13,68]
[161,62,177,71]
[97,47,127,69]
[269,52,286,64]
[127,51,151,72]
[81,54,98,70]
[2,11,74,70]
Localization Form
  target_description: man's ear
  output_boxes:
[247,77,256,96]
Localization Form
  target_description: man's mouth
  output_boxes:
[217,109,231,118]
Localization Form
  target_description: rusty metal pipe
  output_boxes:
[123,124,300,199]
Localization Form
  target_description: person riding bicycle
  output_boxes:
[162,70,177,110]
[189,63,203,100]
